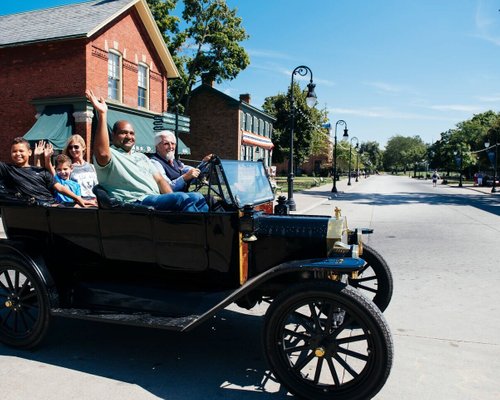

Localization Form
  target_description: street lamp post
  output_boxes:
[287,65,317,211]
[453,149,463,187]
[355,149,362,182]
[331,120,349,193]
[484,139,498,193]
[347,136,359,186]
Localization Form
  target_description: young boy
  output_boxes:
[0,137,87,207]
[53,154,82,204]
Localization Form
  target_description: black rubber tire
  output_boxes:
[349,244,393,312]
[263,281,393,400]
[0,255,51,349]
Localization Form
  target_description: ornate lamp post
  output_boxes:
[453,149,463,187]
[347,136,359,186]
[330,120,349,193]
[484,139,497,193]
[287,65,317,211]
[356,149,363,182]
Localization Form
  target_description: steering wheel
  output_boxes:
[187,155,217,192]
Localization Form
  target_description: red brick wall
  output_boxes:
[86,10,167,113]
[0,40,86,161]
[183,90,240,162]
[0,8,169,162]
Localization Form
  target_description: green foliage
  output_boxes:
[383,135,427,172]
[359,141,383,171]
[428,110,500,174]
[146,0,250,111]
[262,83,328,167]
[146,0,180,50]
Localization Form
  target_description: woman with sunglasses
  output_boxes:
[63,134,98,202]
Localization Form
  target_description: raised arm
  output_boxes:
[34,140,45,167]
[43,142,56,176]
[86,89,110,166]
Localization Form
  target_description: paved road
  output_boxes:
[303,175,500,400]
[1,175,499,399]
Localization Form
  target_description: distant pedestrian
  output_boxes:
[477,172,483,186]
[432,170,440,187]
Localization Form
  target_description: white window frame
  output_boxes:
[108,50,122,101]
[138,63,149,109]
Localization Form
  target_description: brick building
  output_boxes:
[182,76,275,168]
[0,0,180,162]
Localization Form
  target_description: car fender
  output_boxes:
[0,239,59,308]
[184,256,364,331]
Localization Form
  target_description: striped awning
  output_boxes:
[241,130,274,150]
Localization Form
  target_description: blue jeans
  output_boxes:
[141,192,208,212]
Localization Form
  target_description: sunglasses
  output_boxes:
[68,145,80,150]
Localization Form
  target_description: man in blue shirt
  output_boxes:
[150,130,212,192]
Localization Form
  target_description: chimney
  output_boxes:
[201,73,214,87]
[239,93,251,104]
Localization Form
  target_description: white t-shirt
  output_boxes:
[71,162,98,198]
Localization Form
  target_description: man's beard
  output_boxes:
[165,150,175,161]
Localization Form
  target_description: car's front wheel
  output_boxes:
[0,255,51,349]
[349,244,393,312]
[263,280,392,400]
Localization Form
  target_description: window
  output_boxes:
[138,64,149,108]
[240,111,246,130]
[108,51,121,101]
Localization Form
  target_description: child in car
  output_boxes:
[0,137,87,207]
[53,154,82,204]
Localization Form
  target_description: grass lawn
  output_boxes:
[275,176,335,192]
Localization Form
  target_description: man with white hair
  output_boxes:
[150,130,212,192]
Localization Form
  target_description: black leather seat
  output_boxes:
[92,185,153,211]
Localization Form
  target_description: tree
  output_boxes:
[359,141,383,171]
[383,135,427,174]
[147,0,250,112]
[262,83,328,168]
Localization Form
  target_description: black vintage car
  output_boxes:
[0,157,393,400]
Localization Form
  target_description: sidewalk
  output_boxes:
[286,177,352,214]
[445,182,500,195]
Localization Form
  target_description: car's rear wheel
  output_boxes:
[263,281,392,400]
[349,244,393,312]
[0,256,50,349]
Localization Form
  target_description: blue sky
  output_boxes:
[2,0,500,148]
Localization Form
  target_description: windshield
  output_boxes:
[218,160,274,208]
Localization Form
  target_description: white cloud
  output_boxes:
[474,0,500,45]
[476,94,500,102]
[363,81,419,96]
[364,81,404,93]
[428,104,483,112]
[328,106,459,121]
[247,48,292,60]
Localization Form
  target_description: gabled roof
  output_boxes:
[191,83,276,121]
[0,0,179,78]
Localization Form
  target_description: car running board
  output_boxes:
[51,308,199,331]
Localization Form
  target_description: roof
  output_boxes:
[191,84,276,122]
[0,0,179,78]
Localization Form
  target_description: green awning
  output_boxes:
[106,108,190,155]
[24,105,73,150]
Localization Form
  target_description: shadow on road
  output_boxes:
[0,308,289,400]
[299,190,500,217]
